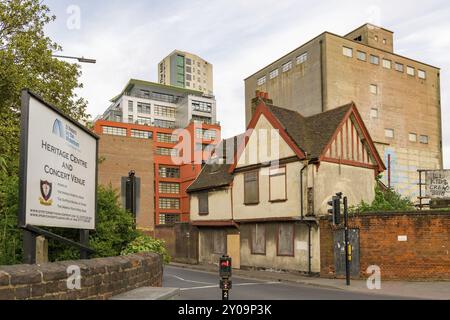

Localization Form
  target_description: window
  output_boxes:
[370,108,379,119]
[154,105,176,118]
[102,126,126,136]
[383,38,387,45]
[198,192,209,215]
[137,102,151,114]
[192,100,212,113]
[409,133,417,142]
[354,35,362,42]
[192,115,212,124]
[269,166,286,202]
[152,92,176,104]
[370,55,379,65]
[186,73,192,81]
[196,128,216,140]
[137,116,151,126]
[159,214,180,225]
[296,52,308,64]
[159,198,180,210]
[342,47,353,58]
[357,51,366,61]
[186,58,192,65]
[251,224,266,255]
[159,166,180,178]
[407,66,415,76]
[370,84,378,95]
[374,35,379,42]
[282,61,293,72]
[128,115,133,123]
[131,129,152,139]
[140,89,150,99]
[159,182,180,194]
[257,76,266,86]
[156,147,177,156]
[385,129,394,139]
[154,119,175,129]
[382,59,392,69]
[277,224,294,256]
[244,171,259,205]
[395,62,404,72]
[157,132,176,143]
[420,135,429,144]
[269,69,279,79]
[128,101,134,112]
[418,70,426,79]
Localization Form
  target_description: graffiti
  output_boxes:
[426,170,450,199]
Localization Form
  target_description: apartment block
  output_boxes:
[102,79,217,130]
[93,119,221,228]
[158,50,214,96]
[245,23,443,199]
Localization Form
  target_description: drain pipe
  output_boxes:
[300,154,309,220]
[308,223,312,275]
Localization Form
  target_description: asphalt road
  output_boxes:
[163,265,409,300]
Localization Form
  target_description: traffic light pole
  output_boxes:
[343,197,350,286]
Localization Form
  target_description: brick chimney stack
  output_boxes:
[251,91,273,116]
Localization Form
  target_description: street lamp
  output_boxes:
[52,54,96,64]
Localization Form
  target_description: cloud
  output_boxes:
[44,0,450,168]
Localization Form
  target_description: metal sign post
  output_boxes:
[343,196,351,286]
[219,255,232,301]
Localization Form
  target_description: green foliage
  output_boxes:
[0,175,22,265]
[351,183,415,214]
[121,235,171,264]
[0,0,89,190]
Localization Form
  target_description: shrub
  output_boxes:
[351,183,415,213]
[121,235,171,264]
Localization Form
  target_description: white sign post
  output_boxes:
[19,90,98,263]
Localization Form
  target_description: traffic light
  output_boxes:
[219,256,232,278]
[328,196,341,225]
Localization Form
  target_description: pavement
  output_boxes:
[168,263,450,300]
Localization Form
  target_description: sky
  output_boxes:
[44,0,450,168]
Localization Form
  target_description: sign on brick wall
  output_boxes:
[425,170,450,199]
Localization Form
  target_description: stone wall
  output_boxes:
[0,252,163,300]
[320,211,450,280]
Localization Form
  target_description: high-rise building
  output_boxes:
[158,50,214,96]
[244,23,443,199]
[102,79,217,129]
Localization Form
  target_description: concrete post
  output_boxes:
[35,236,48,264]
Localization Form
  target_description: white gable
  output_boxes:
[237,114,296,168]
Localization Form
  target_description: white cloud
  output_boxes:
[45,0,450,168]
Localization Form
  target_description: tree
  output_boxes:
[0,0,89,179]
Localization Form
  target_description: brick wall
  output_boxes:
[0,252,163,300]
[320,212,450,280]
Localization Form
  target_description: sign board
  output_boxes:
[425,170,450,200]
[19,90,98,230]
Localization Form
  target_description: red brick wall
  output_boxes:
[320,212,450,280]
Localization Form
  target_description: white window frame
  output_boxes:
[418,70,426,79]
[343,46,353,58]
[370,108,378,119]
[370,55,380,65]
[269,69,279,79]
[370,84,378,95]
[257,76,267,86]
[409,133,417,142]
[357,51,366,61]
[420,135,429,144]
[385,129,394,139]
[282,61,293,73]
[395,62,404,73]
[296,52,308,64]
[407,66,415,76]
[382,59,392,69]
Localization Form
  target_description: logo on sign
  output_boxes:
[53,119,65,138]
[39,180,53,206]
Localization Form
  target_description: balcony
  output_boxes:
[124,92,180,104]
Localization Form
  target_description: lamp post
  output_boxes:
[52,54,96,64]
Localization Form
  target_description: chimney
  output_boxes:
[251,91,273,116]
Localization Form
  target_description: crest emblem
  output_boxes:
[39,180,53,206]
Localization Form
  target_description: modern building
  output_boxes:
[102,79,217,130]
[187,93,385,271]
[158,50,214,96]
[244,23,443,199]
[93,119,221,229]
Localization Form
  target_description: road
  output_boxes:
[163,265,410,300]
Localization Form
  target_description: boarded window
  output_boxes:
[278,224,294,256]
[251,224,266,255]
[198,192,209,215]
[269,166,286,202]
[213,231,226,254]
[244,171,259,205]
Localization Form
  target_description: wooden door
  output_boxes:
[227,234,241,269]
